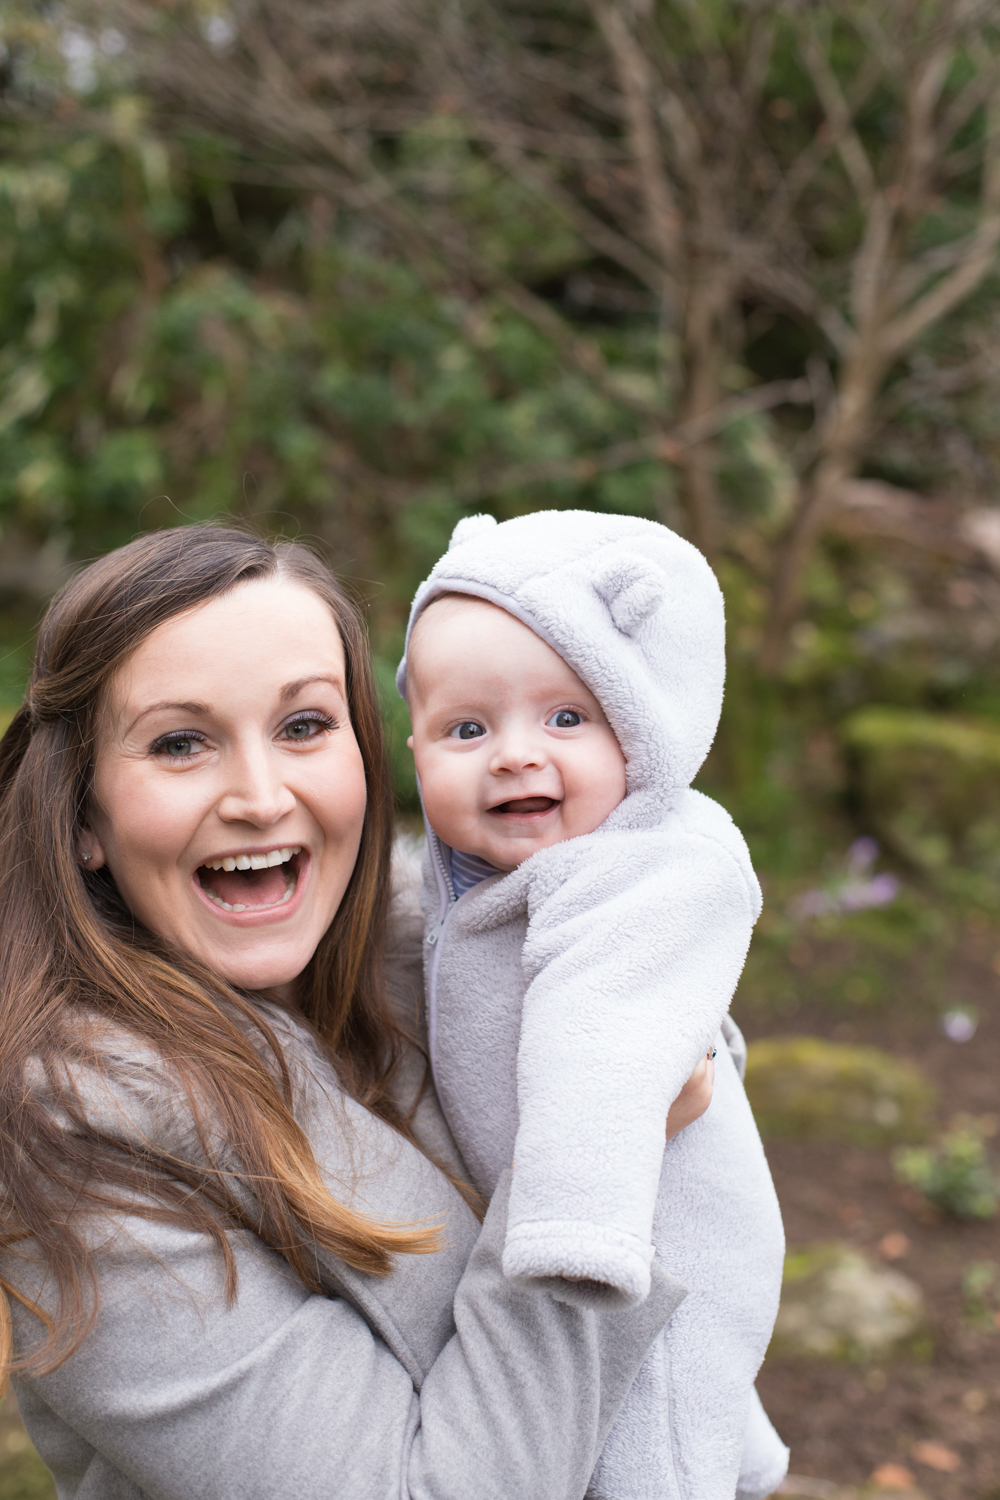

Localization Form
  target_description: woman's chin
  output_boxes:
[183,895,322,996]
[202,937,311,997]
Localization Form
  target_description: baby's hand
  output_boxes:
[664,1050,715,1142]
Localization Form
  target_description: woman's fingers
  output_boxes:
[664,1052,716,1142]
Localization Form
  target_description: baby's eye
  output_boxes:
[547,710,583,730]
[449,721,486,740]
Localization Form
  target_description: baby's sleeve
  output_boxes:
[502,818,759,1309]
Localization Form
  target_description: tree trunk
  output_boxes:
[676,266,731,558]
[757,452,852,673]
[759,341,888,673]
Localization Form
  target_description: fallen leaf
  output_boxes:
[877,1232,910,1261]
[961,1388,987,1414]
[912,1441,960,1473]
[871,1463,916,1490]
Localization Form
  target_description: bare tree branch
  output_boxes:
[796,16,876,205]
[485,141,666,292]
[436,376,812,507]
[588,0,682,283]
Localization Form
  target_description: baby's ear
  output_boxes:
[593,554,665,636]
[449,513,498,548]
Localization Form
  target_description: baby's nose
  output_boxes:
[489,727,547,774]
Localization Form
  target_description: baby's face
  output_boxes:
[406,597,626,873]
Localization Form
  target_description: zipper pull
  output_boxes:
[426,918,447,947]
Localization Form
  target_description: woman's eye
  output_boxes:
[157,736,198,758]
[282,714,334,742]
[548,710,583,730]
[450,721,486,741]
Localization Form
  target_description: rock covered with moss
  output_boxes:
[772,1242,924,1360]
[745,1036,936,1146]
[842,706,1000,873]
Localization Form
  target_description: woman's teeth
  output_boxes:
[199,846,302,912]
[204,884,296,914]
[204,846,300,873]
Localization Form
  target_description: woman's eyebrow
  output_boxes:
[125,700,209,735]
[123,678,343,736]
[279,675,344,702]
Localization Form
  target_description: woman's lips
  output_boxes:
[195,850,307,918]
[487,796,559,817]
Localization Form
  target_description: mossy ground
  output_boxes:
[0,1396,54,1500]
[740,923,1000,1498]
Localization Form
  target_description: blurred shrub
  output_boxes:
[894,1118,999,1219]
[962,1261,1000,1330]
[842,708,1000,877]
[374,652,418,813]
[745,1036,936,1145]
[0,1450,55,1500]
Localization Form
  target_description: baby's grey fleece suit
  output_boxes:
[397,510,789,1500]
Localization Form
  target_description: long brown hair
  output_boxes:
[0,525,437,1382]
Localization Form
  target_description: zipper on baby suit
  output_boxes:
[424,827,457,1063]
[426,828,455,947]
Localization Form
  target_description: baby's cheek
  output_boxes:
[421,759,476,839]
[564,765,626,837]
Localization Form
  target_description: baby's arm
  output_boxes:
[503,813,759,1309]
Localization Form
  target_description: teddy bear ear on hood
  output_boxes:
[593,553,666,637]
[449,513,498,548]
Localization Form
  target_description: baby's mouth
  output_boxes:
[196,846,303,913]
[488,797,558,817]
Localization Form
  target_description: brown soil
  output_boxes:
[741,939,1000,1500]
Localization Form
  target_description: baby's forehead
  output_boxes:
[407,593,578,694]
[408,592,528,656]
[411,591,499,635]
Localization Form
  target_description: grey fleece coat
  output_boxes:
[397,510,788,1500]
[2,863,685,1499]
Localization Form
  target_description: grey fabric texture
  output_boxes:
[735,1390,793,1500]
[399,511,788,1499]
[4,887,686,1500]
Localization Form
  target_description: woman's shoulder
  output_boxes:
[33,1005,335,1166]
[384,834,475,1185]
[384,833,429,1043]
[34,1013,196,1145]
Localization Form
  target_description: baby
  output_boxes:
[397,510,788,1500]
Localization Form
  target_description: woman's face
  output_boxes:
[85,577,368,997]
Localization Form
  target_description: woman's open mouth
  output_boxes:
[196,846,304,913]
[488,797,559,817]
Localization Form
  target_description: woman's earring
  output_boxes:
[81,851,92,864]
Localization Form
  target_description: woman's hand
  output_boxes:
[665,1050,715,1142]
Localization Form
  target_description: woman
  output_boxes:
[0,525,709,1499]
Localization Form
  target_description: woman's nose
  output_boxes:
[217,747,296,828]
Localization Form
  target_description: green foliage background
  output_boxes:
[3,5,1000,1488]
[2,1,1000,963]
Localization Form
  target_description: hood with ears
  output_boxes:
[396,510,726,827]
